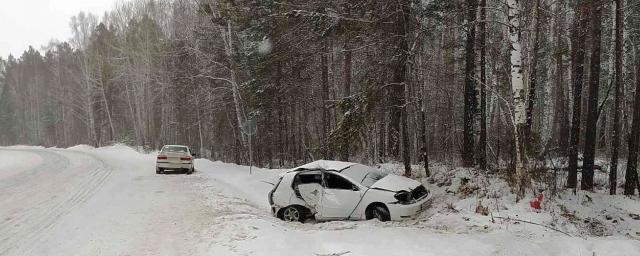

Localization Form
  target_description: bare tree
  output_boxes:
[479,0,487,170]
[462,0,478,168]
[610,0,624,195]
[507,0,529,197]
[567,0,590,189]
[582,0,604,191]
[625,57,640,195]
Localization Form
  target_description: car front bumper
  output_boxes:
[156,162,193,170]
[387,195,430,220]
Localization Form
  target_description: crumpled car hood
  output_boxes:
[370,174,421,192]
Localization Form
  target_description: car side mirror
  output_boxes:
[191,153,197,157]
[352,185,359,191]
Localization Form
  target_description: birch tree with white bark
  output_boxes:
[507,0,528,197]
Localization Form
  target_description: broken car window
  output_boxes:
[293,171,322,197]
[298,173,322,184]
[360,170,388,188]
[340,164,389,188]
[324,173,355,190]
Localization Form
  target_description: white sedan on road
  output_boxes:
[156,145,195,174]
[268,160,429,222]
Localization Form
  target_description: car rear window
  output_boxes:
[162,146,188,153]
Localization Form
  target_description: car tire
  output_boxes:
[187,167,194,175]
[369,205,391,222]
[156,168,163,174]
[281,205,307,222]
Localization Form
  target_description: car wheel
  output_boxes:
[156,168,162,174]
[187,167,194,175]
[370,205,390,222]
[281,205,306,222]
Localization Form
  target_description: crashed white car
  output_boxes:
[268,160,429,222]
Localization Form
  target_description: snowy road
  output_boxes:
[0,146,639,256]
[0,147,215,255]
[0,148,113,255]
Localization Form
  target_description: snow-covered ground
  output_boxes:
[0,145,639,256]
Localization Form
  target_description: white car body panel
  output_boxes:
[371,174,421,191]
[318,188,362,219]
[345,189,397,220]
[298,183,322,209]
[269,160,429,221]
[387,195,430,220]
[156,162,192,169]
[270,174,310,214]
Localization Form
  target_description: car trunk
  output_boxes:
[162,152,187,162]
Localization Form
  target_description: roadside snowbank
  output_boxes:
[193,158,640,256]
[0,149,43,179]
[195,160,283,210]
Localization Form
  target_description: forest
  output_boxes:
[1,0,640,197]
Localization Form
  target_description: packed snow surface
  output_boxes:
[0,145,639,255]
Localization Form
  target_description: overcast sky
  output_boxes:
[0,0,118,59]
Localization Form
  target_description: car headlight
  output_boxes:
[394,191,414,204]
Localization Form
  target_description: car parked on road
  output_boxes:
[268,160,429,222]
[156,145,195,174]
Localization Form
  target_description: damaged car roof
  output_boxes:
[289,160,357,172]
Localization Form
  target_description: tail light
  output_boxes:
[157,155,167,160]
[180,156,192,161]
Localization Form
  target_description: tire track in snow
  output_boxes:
[0,151,111,254]
[0,149,70,236]
[19,167,112,255]
[0,149,113,255]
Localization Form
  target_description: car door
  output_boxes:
[295,172,324,215]
[319,172,363,219]
[298,183,323,211]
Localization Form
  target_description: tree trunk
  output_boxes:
[525,0,542,146]
[624,59,640,195]
[402,98,411,177]
[462,0,478,167]
[508,0,528,198]
[582,0,604,191]
[421,103,429,176]
[378,112,386,162]
[567,0,590,189]
[340,42,352,161]
[401,4,412,176]
[212,16,246,149]
[610,0,623,195]
[98,60,115,143]
[552,1,569,153]
[226,22,246,148]
[321,40,330,159]
[388,1,410,164]
[479,0,487,170]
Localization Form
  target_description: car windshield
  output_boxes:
[340,164,389,188]
[162,146,188,153]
